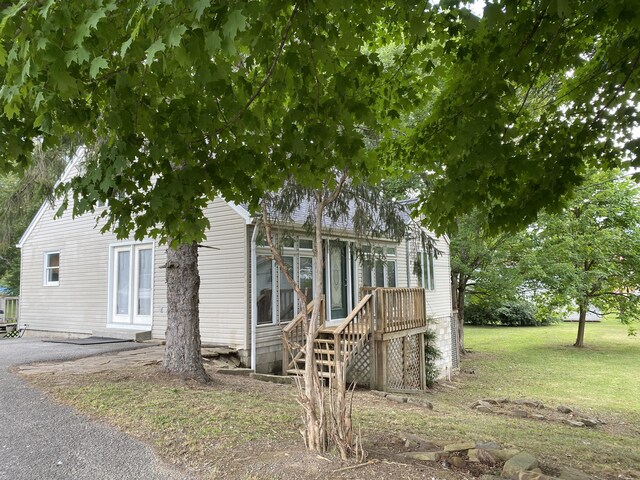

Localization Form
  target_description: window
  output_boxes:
[415,248,436,290]
[255,235,315,325]
[362,246,397,288]
[256,254,274,325]
[44,252,60,286]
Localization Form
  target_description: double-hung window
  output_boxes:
[44,252,60,286]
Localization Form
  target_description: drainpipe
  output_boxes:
[250,224,258,372]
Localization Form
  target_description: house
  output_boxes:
[17,163,458,384]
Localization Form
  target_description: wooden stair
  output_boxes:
[283,295,374,381]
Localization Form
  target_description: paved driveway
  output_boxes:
[0,338,193,480]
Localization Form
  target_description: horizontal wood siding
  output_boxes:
[152,198,248,348]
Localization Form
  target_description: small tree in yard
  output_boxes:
[524,170,640,347]
[450,209,524,355]
[259,175,417,458]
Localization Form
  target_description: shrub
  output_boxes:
[424,328,440,388]
[464,300,542,326]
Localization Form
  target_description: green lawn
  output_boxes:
[459,317,640,417]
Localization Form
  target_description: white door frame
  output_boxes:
[107,242,154,328]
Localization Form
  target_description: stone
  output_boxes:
[398,433,439,451]
[407,397,434,409]
[511,409,529,418]
[558,466,592,480]
[497,397,510,403]
[387,394,408,403]
[476,441,502,450]
[579,417,598,427]
[479,476,503,480]
[475,448,500,466]
[531,414,546,420]
[450,456,467,468]
[557,405,573,414]
[477,405,495,414]
[518,472,554,480]
[482,398,501,405]
[444,442,476,452]
[491,448,521,462]
[514,399,542,408]
[563,419,585,427]
[468,449,480,463]
[401,451,441,462]
[404,439,418,449]
[502,452,539,478]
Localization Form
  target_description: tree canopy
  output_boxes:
[389,0,640,234]
[0,1,434,245]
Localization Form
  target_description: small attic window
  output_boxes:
[44,252,60,286]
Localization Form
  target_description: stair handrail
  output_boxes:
[332,294,373,375]
[282,296,324,372]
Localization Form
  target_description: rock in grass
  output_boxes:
[557,405,573,414]
[450,456,467,468]
[530,414,546,420]
[558,466,592,480]
[563,419,585,427]
[477,405,495,414]
[443,442,476,452]
[579,417,598,427]
[387,394,408,403]
[490,448,520,462]
[511,409,529,418]
[401,451,441,462]
[518,471,554,480]
[502,452,539,478]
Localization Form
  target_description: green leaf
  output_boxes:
[167,25,187,48]
[33,91,44,110]
[204,31,221,54]
[222,10,247,39]
[120,37,133,57]
[144,39,165,65]
[191,0,210,20]
[90,56,109,78]
[87,7,107,30]
[0,44,6,66]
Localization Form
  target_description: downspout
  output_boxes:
[250,224,258,372]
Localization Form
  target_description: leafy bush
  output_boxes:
[424,328,440,388]
[465,300,546,326]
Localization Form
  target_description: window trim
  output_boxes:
[416,249,436,291]
[43,251,60,287]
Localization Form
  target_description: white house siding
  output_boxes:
[20,199,131,336]
[408,234,454,378]
[152,198,248,350]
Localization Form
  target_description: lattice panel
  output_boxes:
[386,334,423,391]
[346,341,370,388]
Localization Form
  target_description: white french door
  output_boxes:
[111,244,153,326]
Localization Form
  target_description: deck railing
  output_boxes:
[2,297,19,323]
[364,288,427,334]
[333,294,373,374]
[282,296,324,373]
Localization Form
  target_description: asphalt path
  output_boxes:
[0,338,194,480]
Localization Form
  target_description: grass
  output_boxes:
[24,317,640,479]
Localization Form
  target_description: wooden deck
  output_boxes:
[283,288,429,391]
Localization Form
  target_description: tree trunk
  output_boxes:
[574,303,587,348]
[163,242,210,382]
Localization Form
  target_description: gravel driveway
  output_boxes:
[0,338,193,480]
